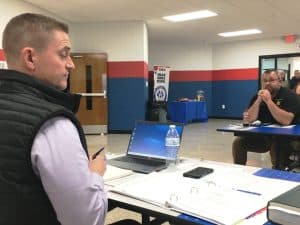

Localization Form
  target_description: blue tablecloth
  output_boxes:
[168,101,208,124]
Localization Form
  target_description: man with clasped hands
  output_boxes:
[232,70,300,169]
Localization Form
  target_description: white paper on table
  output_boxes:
[265,124,295,128]
[166,184,266,225]
[239,209,268,225]
[227,124,256,130]
[103,165,134,182]
[110,162,299,225]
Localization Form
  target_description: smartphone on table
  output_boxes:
[183,167,213,179]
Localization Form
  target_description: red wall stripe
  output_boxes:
[0,49,5,61]
[0,51,257,82]
[149,68,258,82]
[213,68,258,81]
[108,61,148,78]
[148,70,213,82]
[149,70,154,80]
[171,70,213,82]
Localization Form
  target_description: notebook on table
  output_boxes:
[108,120,184,174]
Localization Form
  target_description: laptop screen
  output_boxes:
[127,121,184,159]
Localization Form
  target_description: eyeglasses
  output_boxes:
[262,78,280,84]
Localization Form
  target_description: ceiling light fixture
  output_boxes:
[218,29,262,37]
[163,10,217,22]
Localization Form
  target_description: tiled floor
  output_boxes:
[85,118,273,224]
[86,119,272,168]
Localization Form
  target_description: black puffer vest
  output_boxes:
[0,69,88,225]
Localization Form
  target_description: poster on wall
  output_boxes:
[153,65,170,102]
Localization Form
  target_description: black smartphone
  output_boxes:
[183,167,213,179]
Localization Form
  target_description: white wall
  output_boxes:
[213,38,300,70]
[0,1,148,63]
[149,37,300,71]
[143,23,149,63]
[0,0,66,48]
[70,21,148,62]
[149,42,212,70]
[1,1,299,72]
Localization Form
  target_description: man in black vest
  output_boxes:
[0,13,140,225]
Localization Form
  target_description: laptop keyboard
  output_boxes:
[112,156,164,166]
[108,156,167,173]
[110,161,155,173]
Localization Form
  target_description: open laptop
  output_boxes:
[108,120,184,173]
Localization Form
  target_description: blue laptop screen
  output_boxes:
[127,121,184,159]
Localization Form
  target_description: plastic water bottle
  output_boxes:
[242,111,250,127]
[165,125,180,165]
[196,90,205,101]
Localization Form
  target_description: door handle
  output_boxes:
[77,91,106,98]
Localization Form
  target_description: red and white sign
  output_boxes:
[153,65,170,102]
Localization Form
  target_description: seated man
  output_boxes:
[285,76,300,170]
[295,70,300,78]
[232,70,300,169]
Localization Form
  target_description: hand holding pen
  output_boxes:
[92,147,105,160]
[89,147,107,176]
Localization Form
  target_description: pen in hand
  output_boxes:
[92,147,105,160]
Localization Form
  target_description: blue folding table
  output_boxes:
[217,124,300,170]
[168,100,208,124]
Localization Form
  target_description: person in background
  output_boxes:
[290,76,300,95]
[294,70,300,78]
[0,13,140,225]
[278,69,288,87]
[286,76,300,169]
[232,70,300,169]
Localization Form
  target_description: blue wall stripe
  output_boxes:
[168,81,213,116]
[108,78,148,131]
[212,80,258,118]
[169,80,258,118]
[108,78,258,131]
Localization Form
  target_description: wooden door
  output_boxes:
[70,53,107,133]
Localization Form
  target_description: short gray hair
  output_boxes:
[2,13,69,64]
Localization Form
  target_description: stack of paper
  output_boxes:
[103,165,133,182]
[111,165,299,225]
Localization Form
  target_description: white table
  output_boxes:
[105,158,299,225]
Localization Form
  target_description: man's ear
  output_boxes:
[22,47,36,72]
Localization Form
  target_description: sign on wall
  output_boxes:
[153,65,170,102]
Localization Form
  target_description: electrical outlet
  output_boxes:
[221,104,225,109]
